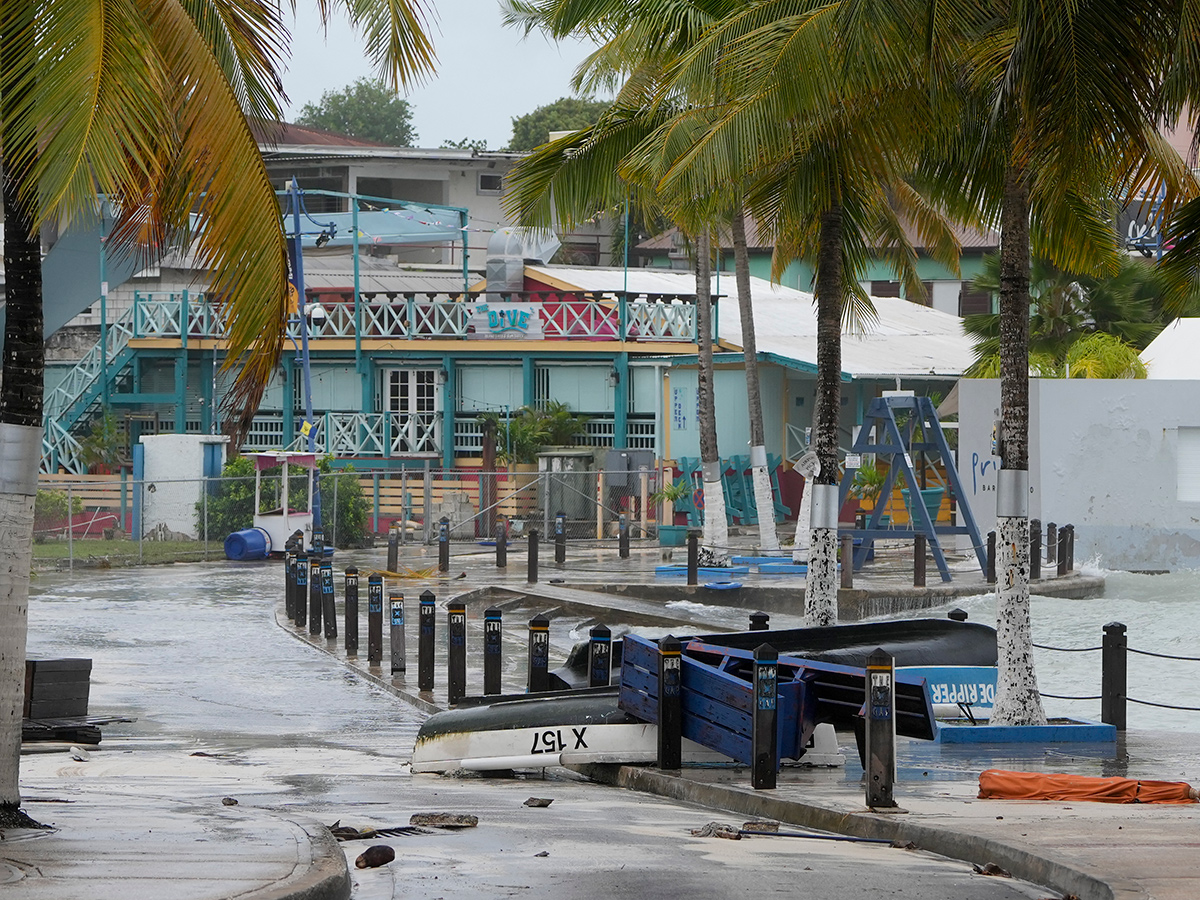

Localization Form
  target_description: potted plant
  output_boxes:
[849,459,889,525]
[651,478,691,546]
[78,407,127,475]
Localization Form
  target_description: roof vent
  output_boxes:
[486,227,561,296]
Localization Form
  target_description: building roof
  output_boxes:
[525,264,975,378]
[302,258,479,294]
[1141,318,1200,378]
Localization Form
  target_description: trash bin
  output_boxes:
[224,527,272,560]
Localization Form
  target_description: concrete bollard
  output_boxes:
[618,512,629,559]
[294,552,308,628]
[389,592,406,675]
[387,522,399,574]
[367,574,383,665]
[947,608,968,622]
[1046,521,1057,565]
[840,534,854,589]
[308,557,322,636]
[1101,622,1127,731]
[751,643,779,791]
[986,531,997,584]
[865,648,898,809]
[320,561,337,640]
[749,611,770,631]
[527,613,550,693]
[344,567,359,655]
[687,530,699,586]
[1030,518,1042,581]
[438,517,450,573]
[495,519,507,568]
[527,529,539,584]
[913,533,926,588]
[447,601,467,705]
[554,511,566,565]
[483,607,502,696]
[657,635,682,770]
[1057,527,1070,576]
[588,624,612,687]
[1066,524,1075,571]
[418,590,435,692]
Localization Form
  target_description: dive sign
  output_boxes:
[468,302,544,340]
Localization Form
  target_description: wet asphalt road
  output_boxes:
[23,558,1051,899]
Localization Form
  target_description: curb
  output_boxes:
[574,764,1143,900]
[242,820,351,900]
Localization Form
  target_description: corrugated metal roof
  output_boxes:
[525,264,975,377]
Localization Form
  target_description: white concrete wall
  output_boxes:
[140,434,228,538]
[958,378,1200,570]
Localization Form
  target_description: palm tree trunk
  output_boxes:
[731,207,779,551]
[0,40,45,822]
[805,205,844,626]
[990,163,1046,727]
[696,229,728,554]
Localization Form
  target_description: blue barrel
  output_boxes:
[224,527,272,560]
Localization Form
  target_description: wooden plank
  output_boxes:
[618,685,658,723]
[681,691,750,734]
[27,682,90,702]
[620,664,657,699]
[29,698,89,718]
[682,717,750,763]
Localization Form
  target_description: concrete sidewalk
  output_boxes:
[1,785,348,900]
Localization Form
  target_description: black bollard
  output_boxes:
[308,557,322,636]
[751,643,779,790]
[840,534,854,589]
[1030,518,1042,581]
[1101,622,1127,731]
[527,529,539,584]
[527,613,550,693]
[447,601,467,705]
[1057,527,1070,576]
[418,590,436,692]
[483,607,502,696]
[320,561,337,640]
[387,522,399,574]
[389,592,406,674]
[947,607,968,622]
[1046,521,1057,565]
[367,574,383,665]
[294,552,308,628]
[1066,524,1076,571]
[284,551,296,619]
[438,517,450,573]
[686,530,699,586]
[495,519,507,568]
[657,635,682,770]
[749,611,770,631]
[913,533,926,588]
[588,624,612,687]
[554,511,566,565]
[344,567,359,655]
[618,512,629,559]
[986,531,997,584]
[865,648,898,809]
[312,528,324,555]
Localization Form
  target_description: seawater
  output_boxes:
[922,565,1200,734]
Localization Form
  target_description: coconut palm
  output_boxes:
[0,0,435,829]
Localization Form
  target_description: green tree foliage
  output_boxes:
[506,97,611,151]
[441,137,488,151]
[295,78,417,146]
[33,490,83,532]
[477,402,588,464]
[318,458,371,548]
[200,456,256,540]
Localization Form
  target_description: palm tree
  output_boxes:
[0,0,435,830]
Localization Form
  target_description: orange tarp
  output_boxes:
[979,769,1198,804]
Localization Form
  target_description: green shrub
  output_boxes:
[35,489,84,529]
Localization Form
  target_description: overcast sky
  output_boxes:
[281,4,604,150]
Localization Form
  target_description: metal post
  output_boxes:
[554,511,566,565]
[344,567,359,655]
[751,643,779,791]
[483,607,502,696]
[308,557,322,636]
[284,552,296,620]
[1101,622,1127,731]
[67,484,74,571]
[294,552,308,628]
[367,574,383,665]
[527,529,539,584]
[686,530,699,586]
[387,521,399,573]
[1030,518,1041,581]
[389,592,406,674]
[320,561,337,640]
[749,611,770,631]
[639,467,649,538]
[865,648,898,809]
[527,613,550,693]
[1067,524,1075,571]
[913,533,926,588]
[618,512,629,559]
[438,516,450,572]
[495,519,507,568]
[986,531,997,584]
[423,467,433,544]
[1046,522,1057,565]
[447,600,467,705]
[840,534,854,588]
[588,624,612,687]
[1057,528,1069,576]
[418,590,435,691]
[657,635,682,770]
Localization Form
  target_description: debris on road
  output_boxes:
[356,845,396,868]
[972,862,1012,877]
[690,822,741,840]
[221,797,238,806]
[410,813,478,828]
[523,798,554,808]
